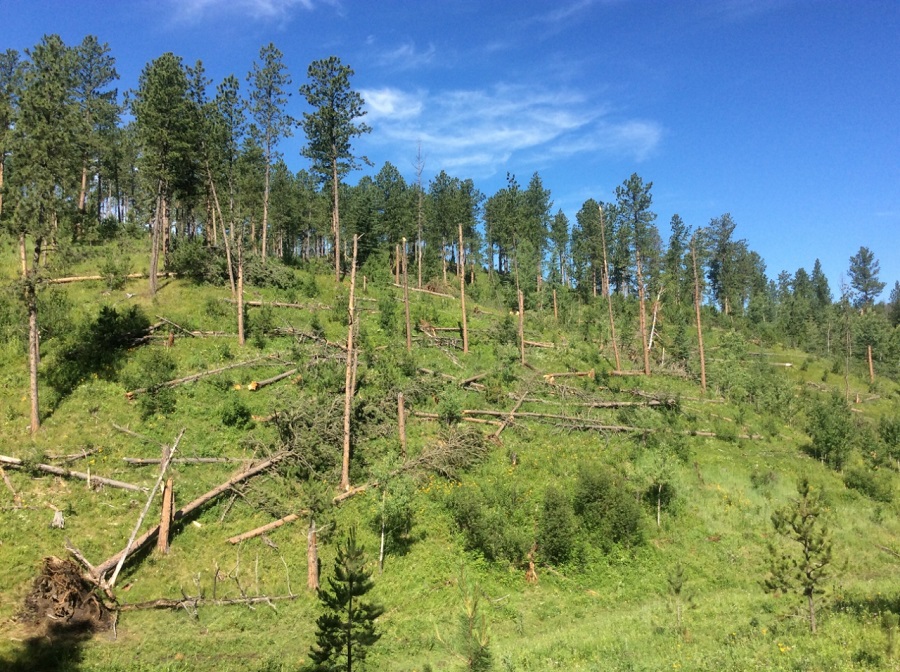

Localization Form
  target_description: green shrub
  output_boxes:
[844,465,894,503]
[573,464,644,550]
[445,481,532,564]
[805,393,854,469]
[378,295,398,333]
[99,248,131,290]
[221,397,253,429]
[537,485,577,564]
[168,238,222,284]
[123,348,178,419]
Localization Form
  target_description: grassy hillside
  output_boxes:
[1,237,899,671]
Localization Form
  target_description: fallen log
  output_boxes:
[125,354,275,397]
[392,283,455,299]
[123,457,247,466]
[155,315,197,338]
[247,368,299,391]
[524,340,555,348]
[227,512,303,544]
[609,370,647,377]
[493,390,528,439]
[119,593,298,612]
[411,411,502,427]
[47,446,102,464]
[0,455,145,492]
[543,369,594,382]
[46,272,149,285]
[223,298,331,310]
[87,451,290,581]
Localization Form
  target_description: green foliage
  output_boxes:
[446,481,532,564]
[99,247,132,290]
[220,396,252,429]
[573,464,644,550]
[537,485,576,565]
[805,393,854,469]
[843,464,893,503]
[44,305,150,402]
[765,477,834,633]
[168,238,223,284]
[437,394,463,426]
[438,574,493,672]
[122,347,177,419]
[377,294,397,333]
[304,527,383,672]
[243,254,298,289]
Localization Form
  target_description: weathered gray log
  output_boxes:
[227,512,302,545]
[123,457,246,466]
[0,455,145,492]
[125,355,274,396]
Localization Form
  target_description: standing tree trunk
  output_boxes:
[599,205,621,370]
[458,223,469,354]
[636,251,651,376]
[691,236,707,392]
[868,345,875,383]
[553,288,558,322]
[518,289,526,366]
[403,238,411,352]
[237,236,245,347]
[24,235,42,435]
[332,153,341,282]
[261,157,270,265]
[398,392,407,459]
[158,477,174,555]
[149,186,163,296]
[206,163,236,297]
[340,235,359,492]
[307,518,319,591]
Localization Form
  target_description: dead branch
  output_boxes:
[247,368,299,391]
[46,446,103,464]
[87,451,290,581]
[108,429,184,588]
[155,315,197,338]
[118,593,297,612]
[0,455,145,492]
[392,283,455,299]
[112,423,160,445]
[875,544,900,561]
[411,411,502,426]
[123,457,248,466]
[125,354,275,397]
[609,370,648,377]
[227,512,303,545]
[493,390,529,439]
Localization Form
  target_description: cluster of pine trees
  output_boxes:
[2,35,899,434]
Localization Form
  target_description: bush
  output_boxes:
[805,393,854,469]
[168,238,222,284]
[99,248,131,290]
[243,254,297,290]
[123,348,178,419]
[221,397,253,429]
[445,481,532,565]
[573,464,644,550]
[378,295,398,333]
[537,486,577,564]
[844,465,894,503]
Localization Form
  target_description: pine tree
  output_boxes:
[765,477,833,634]
[305,527,383,672]
[848,246,886,308]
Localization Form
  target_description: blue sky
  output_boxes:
[2,0,898,298]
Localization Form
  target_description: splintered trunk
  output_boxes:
[332,154,341,282]
[237,239,245,347]
[691,238,707,392]
[261,159,270,265]
[599,206,621,370]
[518,289,526,366]
[149,187,163,296]
[403,239,412,352]
[458,224,469,353]
[341,235,359,492]
[636,251,651,376]
[307,519,319,591]
[158,477,174,554]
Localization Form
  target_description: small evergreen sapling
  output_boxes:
[765,477,833,634]
[304,527,383,672]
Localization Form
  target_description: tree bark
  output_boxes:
[237,236,245,347]
[553,289,558,322]
[403,238,412,352]
[307,518,319,591]
[398,392,407,459]
[261,155,270,265]
[332,153,341,282]
[158,477,174,554]
[459,223,469,354]
[227,512,300,544]
[691,236,707,392]
[0,455,144,492]
[518,290,526,366]
[599,205,621,370]
[341,235,359,491]
[149,185,163,296]
[868,345,875,383]
[636,251,651,376]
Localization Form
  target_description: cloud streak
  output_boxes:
[359,83,661,176]
[170,0,318,23]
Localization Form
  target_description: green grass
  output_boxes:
[1,238,899,671]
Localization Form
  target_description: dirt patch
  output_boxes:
[19,557,113,635]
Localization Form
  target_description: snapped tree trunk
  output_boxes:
[341,235,359,492]
[459,223,469,354]
[691,237,707,392]
[403,238,412,352]
[307,518,319,591]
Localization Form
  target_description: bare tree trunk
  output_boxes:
[332,154,341,282]
[307,519,319,591]
[868,345,875,383]
[379,489,386,573]
[237,237,245,347]
[149,185,163,296]
[442,239,448,285]
[553,289,558,322]
[807,592,817,634]
[158,477,174,555]
[599,205,621,370]
[459,223,469,354]
[636,251,651,376]
[24,235,41,435]
[341,235,359,492]
[206,163,236,297]
[261,158,270,265]
[398,394,411,466]
[415,143,424,289]
[691,237,707,392]
[0,159,5,217]
[394,244,401,285]
[518,289,526,366]
[403,239,411,352]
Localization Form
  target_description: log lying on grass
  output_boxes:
[227,512,303,544]
[0,455,145,492]
[83,451,290,581]
[125,354,275,397]
[223,298,331,310]
[119,594,298,612]
[123,457,247,466]
[247,368,299,391]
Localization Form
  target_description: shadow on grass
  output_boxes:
[0,621,92,672]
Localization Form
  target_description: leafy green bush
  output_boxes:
[843,465,893,503]
[573,464,644,550]
[99,248,131,290]
[445,481,532,565]
[168,238,223,284]
[378,295,398,333]
[242,254,298,290]
[805,393,854,469]
[537,485,577,564]
[221,396,253,429]
[122,348,178,419]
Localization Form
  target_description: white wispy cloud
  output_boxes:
[359,83,661,175]
[170,0,318,23]
[374,40,437,70]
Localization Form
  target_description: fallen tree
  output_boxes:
[0,455,145,492]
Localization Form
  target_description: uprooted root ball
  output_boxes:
[20,557,113,635]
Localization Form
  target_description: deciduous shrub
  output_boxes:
[805,393,854,469]
[573,464,644,550]
[537,485,577,564]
